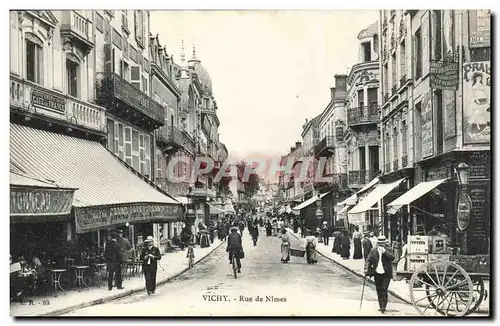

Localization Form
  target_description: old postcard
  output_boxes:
[9,9,491,317]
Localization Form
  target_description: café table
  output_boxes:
[72,265,90,291]
[48,268,67,297]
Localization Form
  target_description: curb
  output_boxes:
[286,230,489,314]
[36,240,225,317]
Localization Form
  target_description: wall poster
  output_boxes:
[462,61,490,144]
[421,89,434,158]
[443,91,456,139]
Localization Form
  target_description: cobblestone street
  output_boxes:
[64,229,419,316]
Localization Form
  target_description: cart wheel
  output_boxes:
[410,260,473,316]
[465,278,485,315]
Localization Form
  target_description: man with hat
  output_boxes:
[321,221,329,246]
[140,235,161,295]
[226,227,243,273]
[362,232,373,260]
[364,235,394,313]
[105,230,124,290]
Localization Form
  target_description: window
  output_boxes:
[113,122,119,154]
[26,40,42,84]
[415,28,422,79]
[132,130,139,151]
[120,60,129,81]
[357,89,364,107]
[170,114,174,127]
[122,10,128,31]
[131,66,141,89]
[132,155,139,171]
[146,159,151,179]
[369,146,379,170]
[142,76,148,94]
[145,135,150,156]
[106,119,114,151]
[362,42,371,62]
[385,132,391,169]
[383,63,389,97]
[125,127,132,166]
[400,41,406,79]
[373,34,379,53]
[367,88,378,108]
[415,102,423,160]
[156,151,162,179]
[359,147,366,171]
[432,10,442,60]
[66,59,78,97]
[391,53,397,89]
[393,127,398,162]
[402,121,408,157]
[118,124,124,146]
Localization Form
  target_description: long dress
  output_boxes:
[280,233,290,263]
[340,235,350,259]
[305,236,318,264]
[332,231,342,254]
[200,231,210,248]
[352,232,363,259]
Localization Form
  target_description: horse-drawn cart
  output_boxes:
[396,235,489,316]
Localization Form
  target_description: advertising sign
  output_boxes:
[10,187,74,216]
[421,89,434,158]
[457,189,472,231]
[31,89,66,113]
[430,61,459,90]
[462,61,490,144]
[470,10,491,48]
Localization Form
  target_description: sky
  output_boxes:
[150,10,379,161]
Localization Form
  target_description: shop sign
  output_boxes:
[469,10,491,48]
[463,61,490,144]
[468,151,490,179]
[31,89,66,113]
[456,189,472,231]
[421,89,434,158]
[430,61,459,90]
[347,212,366,225]
[74,203,183,233]
[10,187,74,216]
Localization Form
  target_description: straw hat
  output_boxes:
[144,235,154,243]
[377,236,387,244]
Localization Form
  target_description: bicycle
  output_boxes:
[230,250,239,279]
[186,245,195,269]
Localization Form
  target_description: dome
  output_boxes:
[357,21,378,40]
[188,47,212,93]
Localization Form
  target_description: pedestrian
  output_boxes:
[140,236,161,295]
[180,226,192,250]
[105,231,124,291]
[340,230,351,260]
[199,230,210,248]
[321,221,330,246]
[392,235,402,266]
[250,222,259,246]
[352,226,363,260]
[279,229,291,263]
[266,220,272,236]
[364,236,394,313]
[362,232,373,260]
[305,233,318,264]
[116,229,132,277]
[332,229,342,254]
[226,227,243,273]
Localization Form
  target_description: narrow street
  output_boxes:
[64,229,418,316]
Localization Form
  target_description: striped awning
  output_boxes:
[10,124,183,232]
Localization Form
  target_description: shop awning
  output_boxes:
[292,192,330,211]
[173,196,189,205]
[386,179,448,214]
[337,193,357,206]
[10,124,183,233]
[357,177,380,194]
[209,203,225,215]
[348,179,405,214]
[338,205,350,215]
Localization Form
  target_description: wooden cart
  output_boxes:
[396,256,489,316]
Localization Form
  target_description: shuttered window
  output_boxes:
[131,65,141,89]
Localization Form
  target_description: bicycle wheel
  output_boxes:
[232,257,237,279]
[189,257,194,269]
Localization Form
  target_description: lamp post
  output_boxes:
[455,162,471,255]
[315,192,323,242]
[185,187,196,227]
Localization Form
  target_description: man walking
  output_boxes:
[105,231,124,291]
[362,232,373,260]
[321,221,329,246]
[364,236,394,313]
[140,236,161,295]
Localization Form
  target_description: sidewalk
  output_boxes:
[11,239,224,317]
[286,229,489,314]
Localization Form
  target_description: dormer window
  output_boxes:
[362,41,371,62]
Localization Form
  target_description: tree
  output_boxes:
[218,176,232,197]
[235,160,261,211]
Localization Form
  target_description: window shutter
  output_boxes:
[131,66,141,89]
[104,44,114,72]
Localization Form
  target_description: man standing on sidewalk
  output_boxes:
[141,236,161,295]
[321,221,329,246]
[364,236,394,313]
[105,231,124,291]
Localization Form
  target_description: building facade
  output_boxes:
[378,10,490,254]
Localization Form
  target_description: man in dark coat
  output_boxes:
[364,236,394,313]
[362,232,373,259]
[226,227,243,273]
[340,231,351,259]
[250,222,259,246]
[140,236,161,295]
[105,231,124,290]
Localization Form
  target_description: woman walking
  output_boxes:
[305,233,318,264]
[340,230,351,260]
[392,235,402,265]
[279,229,290,263]
[332,229,342,254]
[352,226,363,260]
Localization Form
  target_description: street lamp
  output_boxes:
[185,187,196,225]
[315,193,323,242]
[456,162,470,185]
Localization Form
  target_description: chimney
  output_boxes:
[334,74,348,100]
[330,87,336,101]
[295,141,302,148]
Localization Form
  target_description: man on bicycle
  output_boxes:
[226,227,243,273]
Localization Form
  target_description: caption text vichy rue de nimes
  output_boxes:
[203,295,287,303]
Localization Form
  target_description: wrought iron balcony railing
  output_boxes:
[95,72,165,125]
[348,170,363,186]
[314,136,335,156]
[347,105,380,127]
[402,155,408,168]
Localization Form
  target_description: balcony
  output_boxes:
[348,170,380,188]
[391,84,397,96]
[60,11,94,55]
[10,75,106,133]
[347,105,380,127]
[155,126,196,154]
[314,136,335,157]
[402,155,408,168]
[400,74,407,87]
[393,159,399,171]
[95,72,165,131]
[191,186,217,199]
[384,93,389,104]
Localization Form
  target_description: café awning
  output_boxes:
[292,192,329,211]
[338,204,350,215]
[336,193,357,206]
[348,179,405,214]
[10,124,183,233]
[386,179,448,214]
